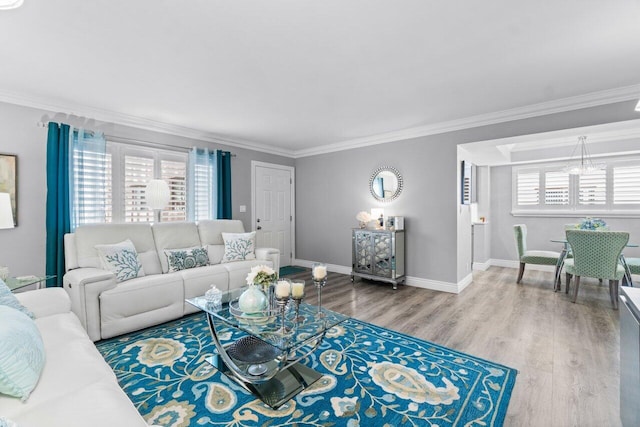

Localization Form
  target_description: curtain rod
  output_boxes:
[37,121,236,157]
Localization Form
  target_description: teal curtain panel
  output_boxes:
[45,122,71,287]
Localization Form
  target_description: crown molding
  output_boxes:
[0,90,296,158]
[1,83,639,160]
[293,84,640,158]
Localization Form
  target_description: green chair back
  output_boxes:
[513,224,527,259]
[565,230,629,280]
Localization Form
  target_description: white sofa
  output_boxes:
[0,288,148,427]
[63,220,279,341]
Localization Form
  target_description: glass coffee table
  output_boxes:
[187,296,347,409]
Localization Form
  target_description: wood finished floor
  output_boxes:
[286,266,621,427]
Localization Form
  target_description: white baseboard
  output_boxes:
[472,260,491,271]
[293,259,471,294]
[292,259,351,275]
[490,259,556,272]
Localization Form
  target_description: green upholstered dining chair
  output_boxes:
[622,257,640,286]
[564,230,629,309]
[513,224,561,284]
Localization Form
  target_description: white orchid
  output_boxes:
[245,264,277,287]
[356,211,371,222]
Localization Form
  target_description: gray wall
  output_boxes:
[490,164,640,262]
[0,101,294,276]
[295,136,458,283]
[295,100,640,285]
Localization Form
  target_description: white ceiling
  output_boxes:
[1,0,640,157]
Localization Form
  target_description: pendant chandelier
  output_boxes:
[563,136,605,175]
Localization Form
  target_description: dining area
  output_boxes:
[514,218,640,310]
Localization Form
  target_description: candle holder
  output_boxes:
[274,279,291,334]
[276,296,290,334]
[290,280,305,323]
[311,263,328,319]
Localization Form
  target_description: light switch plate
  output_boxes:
[239,205,246,213]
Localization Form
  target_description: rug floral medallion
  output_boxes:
[97,313,516,427]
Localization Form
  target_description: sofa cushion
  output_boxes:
[164,246,209,272]
[99,273,184,339]
[0,279,34,319]
[0,306,45,401]
[198,219,245,245]
[180,264,230,313]
[206,244,225,264]
[221,231,257,263]
[74,224,162,275]
[152,222,202,273]
[95,239,146,283]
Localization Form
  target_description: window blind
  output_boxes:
[614,165,640,204]
[161,159,187,222]
[124,155,155,223]
[544,171,569,205]
[579,170,606,205]
[72,149,112,225]
[517,171,539,206]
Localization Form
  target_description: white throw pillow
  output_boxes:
[0,306,45,402]
[164,246,209,272]
[95,239,146,283]
[221,231,256,263]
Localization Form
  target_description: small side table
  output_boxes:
[5,275,56,292]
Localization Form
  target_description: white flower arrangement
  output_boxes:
[246,264,277,288]
[356,211,372,223]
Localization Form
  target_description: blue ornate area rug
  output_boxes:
[279,265,307,276]
[96,313,516,427]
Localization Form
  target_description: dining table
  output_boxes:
[551,238,638,292]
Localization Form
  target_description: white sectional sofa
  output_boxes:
[63,220,279,341]
[1,288,148,427]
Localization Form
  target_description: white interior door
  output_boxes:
[252,163,293,267]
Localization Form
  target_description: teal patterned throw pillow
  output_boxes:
[0,279,34,319]
[164,247,209,272]
[0,305,45,401]
[96,239,146,283]
[221,231,256,263]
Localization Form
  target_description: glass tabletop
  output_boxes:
[5,275,56,292]
[187,296,348,352]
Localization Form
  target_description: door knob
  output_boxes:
[257,226,262,230]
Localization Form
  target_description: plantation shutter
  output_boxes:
[70,129,111,228]
[544,171,569,205]
[613,165,640,205]
[578,170,606,205]
[124,155,155,222]
[161,159,187,221]
[516,171,539,206]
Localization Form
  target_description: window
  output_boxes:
[544,171,569,205]
[516,171,539,206]
[513,157,640,216]
[72,141,193,225]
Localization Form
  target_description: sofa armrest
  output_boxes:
[256,247,280,273]
[63,268,117,341]
[15,288,71,318]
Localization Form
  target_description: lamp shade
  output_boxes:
[144,179,170,210]
[0,193,15,229]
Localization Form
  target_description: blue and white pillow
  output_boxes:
[164,247,209,272]
[0,279,34,319]
[95,239,146,283]
[221,232,256,263]
[0,305,45,401]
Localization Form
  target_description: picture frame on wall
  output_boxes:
[0,154,17,226]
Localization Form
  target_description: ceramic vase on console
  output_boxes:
[238,284,267,315]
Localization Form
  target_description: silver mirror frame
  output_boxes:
[369,166,403,202]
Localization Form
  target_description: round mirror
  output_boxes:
[369,166,403,202]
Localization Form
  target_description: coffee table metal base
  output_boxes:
[206,353,322,409]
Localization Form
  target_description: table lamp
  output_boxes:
[0,192,14,281]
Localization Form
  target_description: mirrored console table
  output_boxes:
[351,228,405,289]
